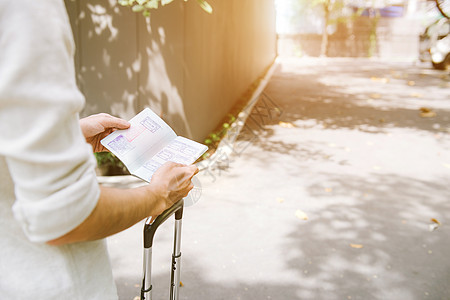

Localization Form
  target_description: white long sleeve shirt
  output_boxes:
[0,0,118,298]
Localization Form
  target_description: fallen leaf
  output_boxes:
[279,121,294,128]
[431,218,441,225]
[420,107,436,118]
[371,77,389,83]
[410,92,423,98]
[408,81,415,86]
[295,209,308,220]
[370,93,381,99]
[429,219,441,232]
[180,281,184,287]
[276,197,285,203]
[350,244,364,249]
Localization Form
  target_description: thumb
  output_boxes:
[188,164,199,177]
[101,115,130,130]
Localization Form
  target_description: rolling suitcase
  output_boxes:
[140,199,184,300]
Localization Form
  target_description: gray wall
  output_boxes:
[65,0,277,141]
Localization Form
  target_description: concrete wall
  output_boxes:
[64,0,277,141]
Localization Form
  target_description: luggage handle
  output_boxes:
[144,199,184,248]
[141,199,184,300]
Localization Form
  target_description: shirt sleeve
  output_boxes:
[0,0,100,242]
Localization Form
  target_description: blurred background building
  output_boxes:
[276,0,445,59]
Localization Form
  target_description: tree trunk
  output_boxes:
[320,1,330,57]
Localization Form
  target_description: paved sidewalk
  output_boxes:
[105,57,450,300]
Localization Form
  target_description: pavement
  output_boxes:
[102,57,450,300]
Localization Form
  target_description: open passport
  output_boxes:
[101,108,208,182]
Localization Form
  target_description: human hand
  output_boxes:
[79,113,130,152]
[148,162,199,220]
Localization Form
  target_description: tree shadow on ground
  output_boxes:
[202,59,450,300]
[236,59,449,157]
[110,58,450,299]
[282,172,450,300]
[115,271,302,300]
[113,172,450,300]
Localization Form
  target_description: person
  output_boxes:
[0,0,198,299]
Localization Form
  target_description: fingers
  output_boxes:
[152,162,198,197]
[176,164,199,187]
[80,113,130,141]
[186,182,194,196]
[160,161,199,177]
[146,162,198,220]
[189,164,199,176]
[181,168,196,197]
[98,113,130,130]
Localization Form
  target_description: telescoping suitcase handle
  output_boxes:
[141,199,184,300]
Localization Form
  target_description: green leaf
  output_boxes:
[161,0,174,5]
[132,4,145,12]
[136,0,147,5]
[205,139,212,144]
[118,0,130,6]
[223,123,230,129]
[143,10,151,17]
[145,0,158,9]
[196,0,212,14]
